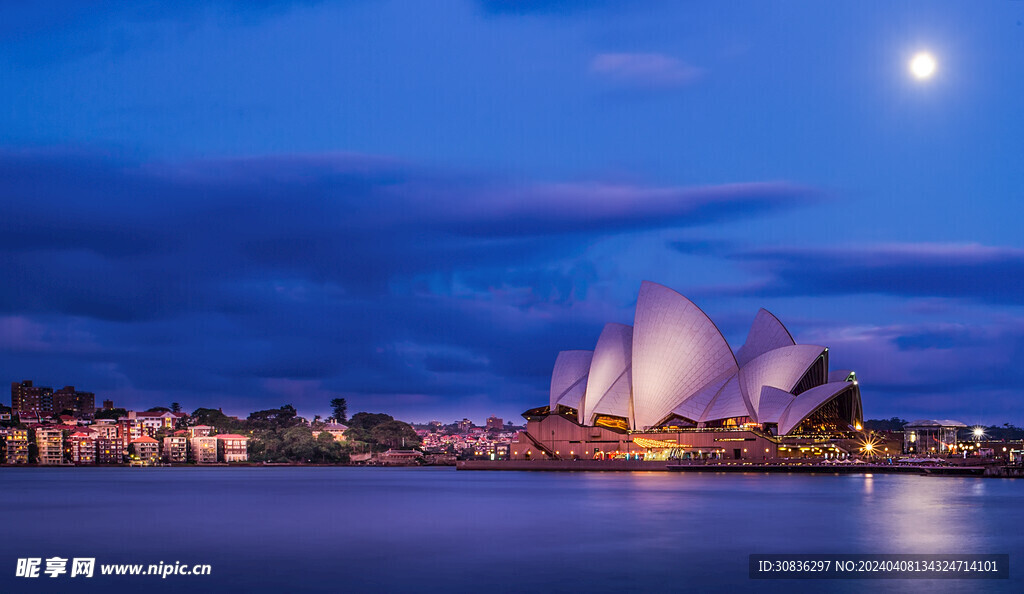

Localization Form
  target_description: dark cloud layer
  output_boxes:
[799,320,1024,422]
[710,243,1024,304]
[0,148,811,418]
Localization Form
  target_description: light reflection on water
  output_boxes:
[0,468,1020,593]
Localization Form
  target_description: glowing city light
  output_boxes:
[858,435,881,457]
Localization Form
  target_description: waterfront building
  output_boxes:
[133,410,184,431]
[117,418,143,448]
[69,431,97,464]
[191,436,219,464]
[311,423,348,442]
[91,420,119,439]
[515,281,864,461]
[903,420,966,455]
[216,434,249,462]
[52,386,96,419]
[162,435,189,463]
[189,425,213,438]
[35,427,65,465]
[119,410,184,439]
[96,437,124,464]
[2,428,30,464]
[11,380,54,416]
[129,436,160,466]
[380,449,423,465]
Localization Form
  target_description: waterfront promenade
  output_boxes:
[457,459,1022,476]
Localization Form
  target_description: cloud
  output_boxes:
[0,1,324,64]
[0,149,814,315]
[590,52,702,89]
[0,147,812,418]
[798,320,1024,423]
[714,243,1024,304]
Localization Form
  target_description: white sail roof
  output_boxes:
[549,350,592,412]
[738,344,827,415]
[777,381,854,435]
[669,371,733,424]
[699,374,750,422]
[756,386,796,424]
[582,323,633,425]
[631,281,738,429]
[735,308,795,367]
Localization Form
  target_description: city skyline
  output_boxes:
[3,2,1024,424]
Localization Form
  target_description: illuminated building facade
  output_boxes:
[68,431,97,464]
[129,436,160,466]
[96,437,124,464]
[516,281,864,461]
[216,434,250,462]
[191,436,219,464]
[11,380,54,416]
[903,419,965,455]
[35,428,65,465]
[163,436,189,463]
[52,386,96,419]
[1,428,30,464]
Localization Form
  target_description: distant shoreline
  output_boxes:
[0,462,450,468]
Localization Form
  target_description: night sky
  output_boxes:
[3,1,1023,424]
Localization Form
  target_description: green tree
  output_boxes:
[370,420,422,450]
[171,402,181,413]
[345,412,392,445]
[191,408,245,433]
[94,408,128,420]
[247,405,300,431]
[347,412,393,430]
[330,398,348,423]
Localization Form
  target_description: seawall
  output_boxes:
[457,459,1000,476]
[457,459,668,471]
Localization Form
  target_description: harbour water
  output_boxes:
[0,467,1021,593]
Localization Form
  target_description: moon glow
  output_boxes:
[910,52,937,79]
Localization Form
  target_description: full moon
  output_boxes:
[910,52,937,79]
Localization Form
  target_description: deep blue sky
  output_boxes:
[2,1,1023,424]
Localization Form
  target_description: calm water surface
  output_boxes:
[0,467,1021,593]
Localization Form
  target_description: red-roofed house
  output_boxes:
[216,434,249,462]
[131,410,180,433]
[129,436,160,466]
[68,430,96,464]
[188,425,213,438]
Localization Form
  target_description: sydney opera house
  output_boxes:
[512,281,864,461]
